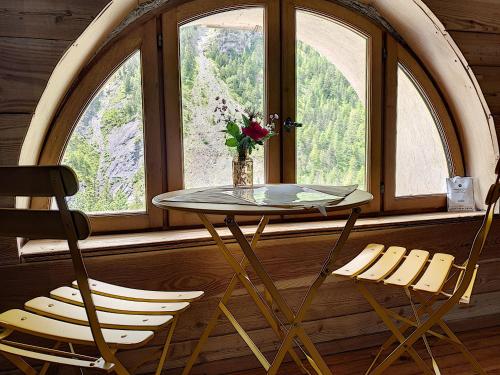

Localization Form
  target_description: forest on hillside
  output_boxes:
[63,25,366,213]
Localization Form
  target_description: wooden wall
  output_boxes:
[421,0,500,144]
[1,217,499,374]
[0,0,500,374]
[0,0,498,184]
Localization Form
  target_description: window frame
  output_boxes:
[36,1,466,234]
[37,19,165,233]
[281,0,383,216]
[383,37,464,213]
[162,0,281,227]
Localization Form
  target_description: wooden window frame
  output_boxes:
[281,0,383,216]
[383,37,464,213]
[35,1,466,234]
[162,0,281,227]
[37,19,165,233]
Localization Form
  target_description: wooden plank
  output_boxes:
[423,0,500,33]
[0,114,29,166]
[0,0,109,41]
[0,37,69,113]
[124,290,500,374]
[471,66,500,113]
[0,115,30,214]
[224,325,500,375]
[450,31,500,66]
[0,219,499,372]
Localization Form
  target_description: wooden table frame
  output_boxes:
[181,207,361,375]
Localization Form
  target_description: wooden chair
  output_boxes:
[333,159,500,374]
[0,166,204,375]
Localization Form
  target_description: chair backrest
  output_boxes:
[0,166,90,240]
[0,166,117,364]
[454,158,500,300]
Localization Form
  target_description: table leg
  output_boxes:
[182,215,309,375]
[226,208,361,374]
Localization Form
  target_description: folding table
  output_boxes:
[153,185,372,374]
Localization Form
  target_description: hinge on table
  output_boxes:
[382,46,388,60]
[380,182,385,195]
[157,33,163,48]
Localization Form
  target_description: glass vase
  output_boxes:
[232,155,253,187]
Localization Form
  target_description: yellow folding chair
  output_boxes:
[333,159,500,374]
[0,166,204,375]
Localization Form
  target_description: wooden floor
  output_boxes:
[222,325,500,374]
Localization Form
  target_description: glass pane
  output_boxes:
[395,64,450,197]
[62,51,146,214]
[296,10,368,189]
[179,8,265,189]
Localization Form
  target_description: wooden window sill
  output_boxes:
[20,211,484,263]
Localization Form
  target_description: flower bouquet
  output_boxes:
[214,97,278,187]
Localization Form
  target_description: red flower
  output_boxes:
[242,121,269,141]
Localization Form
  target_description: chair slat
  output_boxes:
[413,253,455,294]
[0,209,90,240]
[51,287,190,315]
[0,309,153,349]
[357,246,406,282]
[72,279,204,302]
[384,250,430,287]
[25,297,173,331]
[0,166,78,197]
[332,244,385,278]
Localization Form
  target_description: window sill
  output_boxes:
[20,211,484,263]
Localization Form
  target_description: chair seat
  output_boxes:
[333,244,475,300]
[0,309,153,349]
[25,297,173,330]
[51,287,190,315]
[72,279,204,302]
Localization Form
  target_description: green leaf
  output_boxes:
[225,138,238,147]
[226,121,241,138]
[242,114,250,127]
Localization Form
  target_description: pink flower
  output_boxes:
[242,121,269,141]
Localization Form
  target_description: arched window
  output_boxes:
[62,51,146,214]
[38,0,464,232]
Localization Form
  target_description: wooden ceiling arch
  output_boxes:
[20,0,498,207]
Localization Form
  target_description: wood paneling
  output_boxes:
[0,114,30,166]
[229,326,500,375]
[0,1,499,373]
[473,66,500,114]
[1,217,499,373]
[0,37,69,113]
[449,31,500,66]
[0,115,31,265]
[423,0,500,34]
[0,0,109,41]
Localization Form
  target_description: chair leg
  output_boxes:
[155,316,179,375]
[356,283,433,375]
[413,292,486,375]
[369,294,461,375]
[0,352,36,375]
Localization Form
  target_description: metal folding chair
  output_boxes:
[0,166,204,375]
[333,159,500,374]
